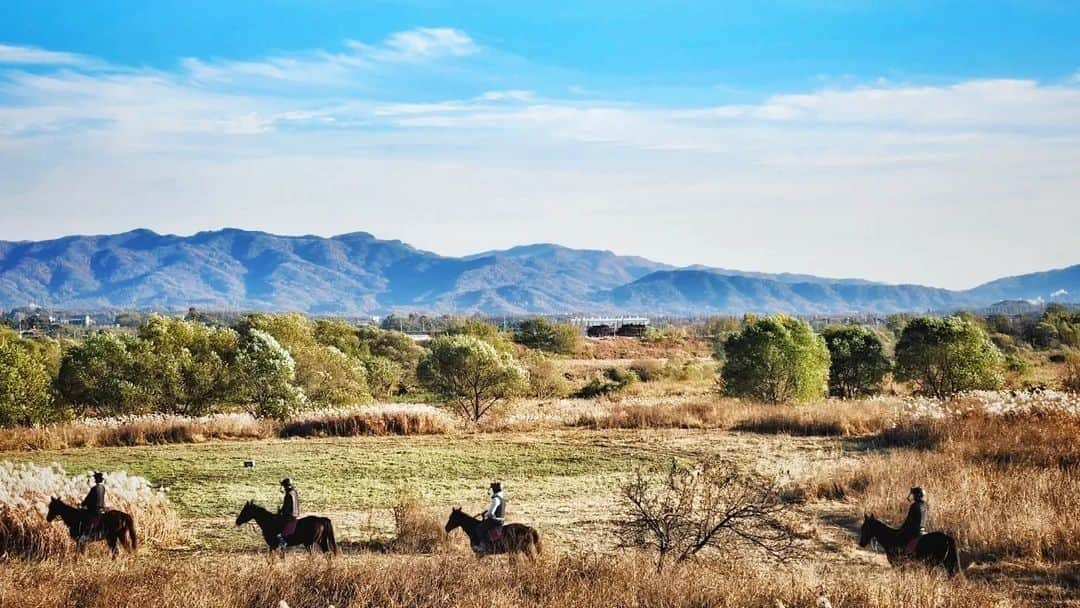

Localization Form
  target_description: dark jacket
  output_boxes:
[82,484,106,514]
[280,489,300,518]
[900,500,927,540]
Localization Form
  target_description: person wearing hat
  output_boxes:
[900,486,928,556]
[275,478,300,550]
[475,481,506,553]
[79,472,107,541]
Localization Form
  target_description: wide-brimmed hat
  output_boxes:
[909,486,926,500]
[92,472,105,483]
[490,480,503,493]
[281,478,294,489]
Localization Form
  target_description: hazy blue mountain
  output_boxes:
[0,229,1076,315]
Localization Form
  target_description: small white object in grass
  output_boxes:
[816,597,833,608]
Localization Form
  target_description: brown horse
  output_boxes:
[444,507,541,559]
[235,501,338,558]
[46,497,137,559]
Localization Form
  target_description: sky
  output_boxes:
[0,1,1078,290]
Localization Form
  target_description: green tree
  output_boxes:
[234,329,305,419]
[418,334,528,422]
[291,344,370,406]
[821,325,892,398]
[719,315,829,404]
[363,355,403,400]
[56,332,151,416]
[137,315,239,415]
[894,316,1004,398]
[0,338,59,427]
[513,317,581,355]
[445,318,515,352]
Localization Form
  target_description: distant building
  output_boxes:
[572,316,650,339]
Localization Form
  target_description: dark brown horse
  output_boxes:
[46,497,137,559]
[859,513,962,577]
[444,507,541,559]
[235,500,338,558]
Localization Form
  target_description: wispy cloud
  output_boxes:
[0,43,93,66]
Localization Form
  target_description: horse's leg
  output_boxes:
[107,535,119,560]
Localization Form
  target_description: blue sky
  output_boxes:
[1,1,1078,288]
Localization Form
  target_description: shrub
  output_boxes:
[363,356,403,399]
[1063,351,1080,394]
[720,316,829,404]
[418,334,528,423]
[390,491,451,554]
[513,317,581,355]
[55,332,151,416]
[522,352,571,399]
[629,359,665,382]
[279,406,452,437]
[821,325,891,398]
[894,316,1003,398]
[575,367,638,399]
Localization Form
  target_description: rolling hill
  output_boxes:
[0,229,1076,315]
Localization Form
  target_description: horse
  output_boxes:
[235,500,338,558]
[858,513,962,577]
[444,507,541,559]
[45,497,137,559]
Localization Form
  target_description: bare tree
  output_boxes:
[617,458,799,571]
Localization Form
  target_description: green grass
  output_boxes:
[2,432,654,519]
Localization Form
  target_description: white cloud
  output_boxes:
[0,37,1078,288]
[0,43,92,66]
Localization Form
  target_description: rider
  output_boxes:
[275,478,300,550]
[475,480,506,552]
[80,472,106,541]
[900,486,928,556]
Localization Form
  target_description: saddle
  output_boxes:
[280,517,299,539]
[904,536,920,557]
[487,525,504,543]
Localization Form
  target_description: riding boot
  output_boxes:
[276,533,288,550]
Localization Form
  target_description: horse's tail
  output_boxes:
[530,527,542,555]
[324,519,339,555]
[945,536,962,578]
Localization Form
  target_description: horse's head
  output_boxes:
[445,506,464,533]
[858,513,877,547]
[236,500,257,526]
[45,497,64,522]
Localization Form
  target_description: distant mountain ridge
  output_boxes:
[0,229,1076,315]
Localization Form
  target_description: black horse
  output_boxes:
[235,500,338,558]
[46,497,138,559]
[859,513,962,577]
[444,507,541,559]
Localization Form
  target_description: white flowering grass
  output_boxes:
[0,462,178,557]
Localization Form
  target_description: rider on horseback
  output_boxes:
[79,472,106,541]
[275,478,300,550]
[901,486,928,556]
[475,481,506,553]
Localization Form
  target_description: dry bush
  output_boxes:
[0,552,1016,608]
[279,405,453,438]
[730,401,896,437]
[618,459,798,571]
[0,414,274,452]
[1062,351,1080,393]
[389,491,451,554]
[571,400,735,429]
[0,462,179,558]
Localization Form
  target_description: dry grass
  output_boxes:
[388,492,451,554]
[805,411,1080,562]
[0,463,180,558]
[730,401,896,437]
[0,552,1017,608]
[570,400,735,429]
[279,406,453,438]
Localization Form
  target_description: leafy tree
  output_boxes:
[291,344,370,406]
[0,337,59,427]
[234,329,305,419]
[56,332,151,415]
[418,334,528,422]
[894,316,1004,398]
[137,315,239,415]
[719,315,829,404]
[445,318,515,352]
[513,317,581,354]
[362,355,403,400]
[821,325,891,398]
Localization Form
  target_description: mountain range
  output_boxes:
[0,229,1076,316]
